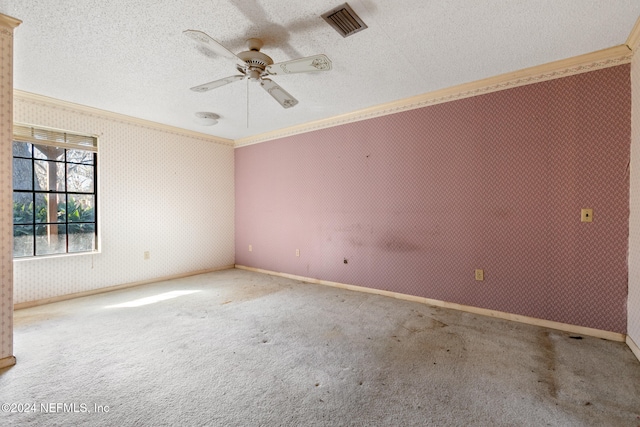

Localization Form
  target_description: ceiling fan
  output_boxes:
[184,30,332,109]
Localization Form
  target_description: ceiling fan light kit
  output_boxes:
[184,30,332,110]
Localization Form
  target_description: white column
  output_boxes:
[0,13,21,369]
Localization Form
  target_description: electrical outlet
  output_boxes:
[249,244,252,252]
[144,251,150,260]
[295,249,300,257]
[581,208,593,223]
[475,269,484,281]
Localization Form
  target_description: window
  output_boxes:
[12,124,98,258]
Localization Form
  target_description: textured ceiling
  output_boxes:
[1,1,639,141]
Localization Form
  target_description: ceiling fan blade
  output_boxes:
[266,54,332,75]
[190,75,245,92]
[260,78,299,109]
[183,30,246,68]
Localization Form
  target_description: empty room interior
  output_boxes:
[1,1,640,425]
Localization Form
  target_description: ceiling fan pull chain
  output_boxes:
[246,78,250,128]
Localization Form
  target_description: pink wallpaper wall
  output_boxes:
[628,51,640,345]
[236,65,631,334]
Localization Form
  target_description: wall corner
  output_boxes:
[627,15,640,52]
[628,19,640,357]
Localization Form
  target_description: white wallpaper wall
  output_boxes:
[12,94,235,304]
[0,20,16,362]
[629,49,640,349]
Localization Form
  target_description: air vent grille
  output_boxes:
[322,3,367,38]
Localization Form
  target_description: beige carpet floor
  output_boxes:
[1,268,639,426]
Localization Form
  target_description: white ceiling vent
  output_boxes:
[322,3,368,38]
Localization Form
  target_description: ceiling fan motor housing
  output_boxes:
[237,49,273,81]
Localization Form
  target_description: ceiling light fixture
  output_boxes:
[194,112,220,126]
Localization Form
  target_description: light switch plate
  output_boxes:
[475,269,484,281]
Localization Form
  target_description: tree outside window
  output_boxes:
[12,125,97,258]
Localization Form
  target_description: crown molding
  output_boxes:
[12,41,634,150]
[0,13,21,29]
[13,90,235,146]
[235,44,633,148]
[627,15,640,52]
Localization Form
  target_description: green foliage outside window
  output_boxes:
[12,134,97,257]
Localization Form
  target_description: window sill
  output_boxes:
[13,250,101,261]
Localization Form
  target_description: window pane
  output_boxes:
[67,150,94,165]
[13,193,33,224]
[13,141,32,158]
[34,160,66,192]
[35,193,65,223]
[67,163,94,193]
[13,225,34,257]
[68,223,95,253]
[33,144,65,161]
[13,158,33,190]
[35,224,67,256]
[67,195,95,223]
[12,134,97,258]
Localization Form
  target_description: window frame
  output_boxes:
[12,123,99,259]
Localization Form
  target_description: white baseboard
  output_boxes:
[14,265,235,310]
[235,265,626,343]
[0,356,16,369]
[627,335,640,363]
[14,263,630,346]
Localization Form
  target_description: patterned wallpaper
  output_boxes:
[0,22,15,361]
[236,65,631,333]
[629,51,640,346]
[12,95,235,304]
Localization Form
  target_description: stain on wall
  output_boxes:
[236,65,631,333]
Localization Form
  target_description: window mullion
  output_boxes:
[31,154,36,257]
[93,152,98,242]
[12,134,98,258]
[64,150,69,254]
